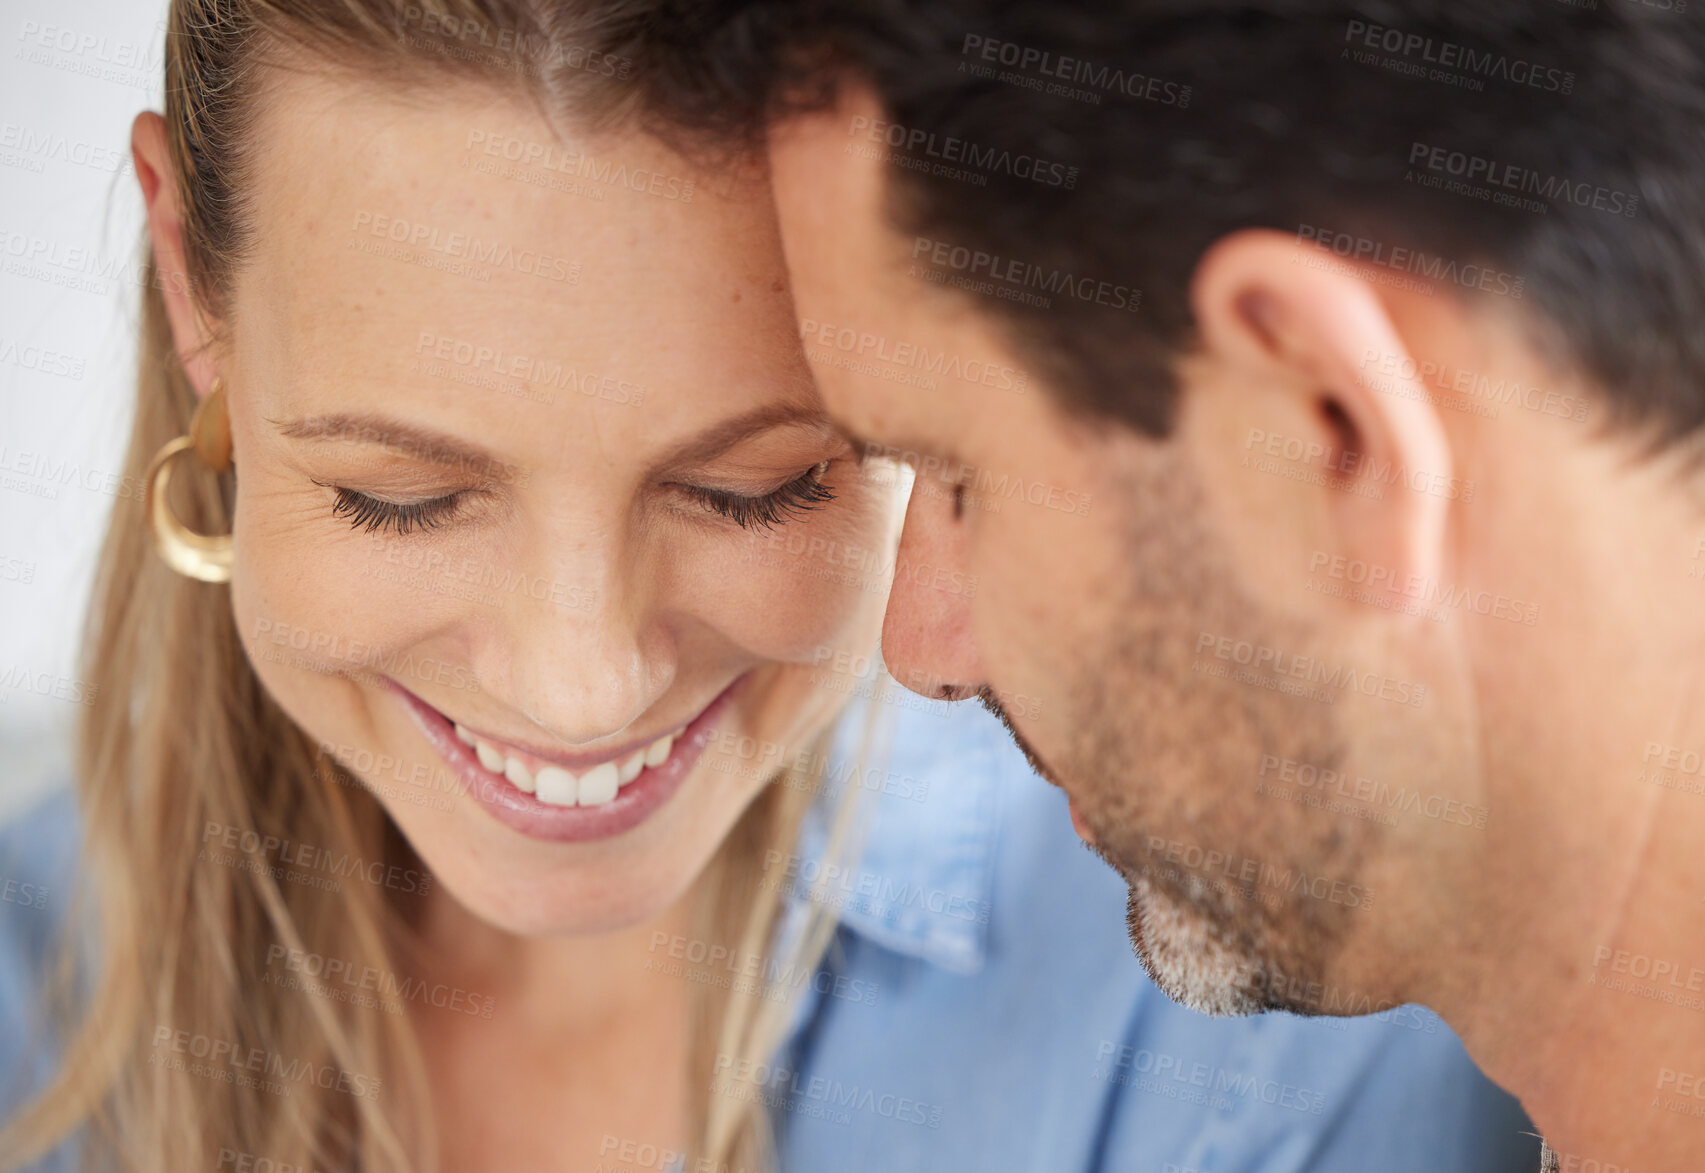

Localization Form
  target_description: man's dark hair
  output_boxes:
[637,0,1705,446]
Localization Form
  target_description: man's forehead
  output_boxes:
[770,87,1089,473]
[821,382,956,467]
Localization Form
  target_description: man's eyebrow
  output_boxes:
[841,431,883,464]
[270,413,517,480]
[834,428,939,470]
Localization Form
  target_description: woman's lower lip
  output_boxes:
[386,674,749,844]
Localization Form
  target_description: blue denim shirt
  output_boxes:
[0,699,1538,1172]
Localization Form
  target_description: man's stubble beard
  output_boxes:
[981,452,1386,1017]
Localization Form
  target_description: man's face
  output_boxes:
[768,91,1417,1016]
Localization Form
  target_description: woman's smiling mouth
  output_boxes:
[454,720,681,808]
[383,674,751,843]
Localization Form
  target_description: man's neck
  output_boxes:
[1424,762,1705,1171]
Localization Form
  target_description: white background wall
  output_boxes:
[1,0,170,818]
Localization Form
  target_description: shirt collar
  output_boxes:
[786,694,1004,977]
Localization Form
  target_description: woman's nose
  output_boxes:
[476,535,677,747]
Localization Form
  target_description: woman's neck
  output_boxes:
[407,885,697,1172]
[412,882,696,1036]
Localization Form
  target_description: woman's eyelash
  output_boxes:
[686,461,837,531]
[325,486,464,535]
[321,463,836,537]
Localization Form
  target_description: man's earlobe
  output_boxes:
[1188,228,1455,616]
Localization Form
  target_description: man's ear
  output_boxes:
[131,111,219,395]
[1186,227,1455,611]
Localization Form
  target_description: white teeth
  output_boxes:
[460,723,681,806]
[504,757,535,794]
[644,734,673,769]
[578,761,619,806]
[535,765,578,807]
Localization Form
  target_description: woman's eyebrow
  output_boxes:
[659,403,835,467]
[270,413,520,481]
[271,404,835,477]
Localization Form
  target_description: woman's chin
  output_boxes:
[416,841,698,939]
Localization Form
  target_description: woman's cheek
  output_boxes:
[228,475,413,737]
[698,483,897,767]
[706,481,896,665]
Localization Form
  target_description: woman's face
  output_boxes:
[173,72,896,936]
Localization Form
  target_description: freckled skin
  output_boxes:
[137,68,902,1171]
[142,70,897,951]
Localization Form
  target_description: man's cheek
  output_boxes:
[974,519,1060,697]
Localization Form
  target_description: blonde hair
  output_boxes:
[0,2,876,1169]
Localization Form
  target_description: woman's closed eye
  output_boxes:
[317,460,839,537]
[320,483,469,535]
[675,460,836,532]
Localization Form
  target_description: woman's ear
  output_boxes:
[131,111,219,395]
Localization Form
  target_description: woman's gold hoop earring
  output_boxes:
[144,378,234,583]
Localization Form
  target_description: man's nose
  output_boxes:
[881,475,986,701]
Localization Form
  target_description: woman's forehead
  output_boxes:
[233,71,815,455]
